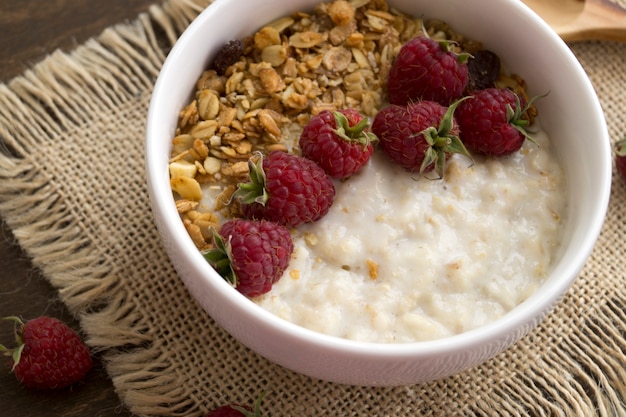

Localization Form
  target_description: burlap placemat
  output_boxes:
[1,0,625,415]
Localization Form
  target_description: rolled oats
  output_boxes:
[175,199,199,214]
[197,89,221,120]
[190,120,218,140]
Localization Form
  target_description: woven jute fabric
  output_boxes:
[0,1,625,415]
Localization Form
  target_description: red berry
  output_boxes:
[299,109,377,179]
[615,138,626,184]
[387,36,469,106]
[235,151,335,228]
[1,316,92,390]
[371,100,470,177]
[205,404,254,417]
[204,392,264,417]
[455,88,536,156]
[205,219,294,297]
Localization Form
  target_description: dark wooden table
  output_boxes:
[0,1,160,415]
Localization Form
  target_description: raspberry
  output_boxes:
[1,316,92,390]
[204,393,264,417]
[235,151,335,228]
[205,405,255,417]
[299,109,377,179]
[615,138,626,184]
[204,219,293,297]
[455,88,538,156]
[371,100,470,177]
[387,36,469,106]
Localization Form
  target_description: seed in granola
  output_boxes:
[211,39,245,75]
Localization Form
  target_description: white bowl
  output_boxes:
[146,0,611,386]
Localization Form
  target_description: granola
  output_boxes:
[168,0,530,251]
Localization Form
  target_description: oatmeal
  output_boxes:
[168,0,567,343]
[255,131,565,342]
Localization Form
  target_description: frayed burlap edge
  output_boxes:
[0,0,210,307]
[0,2,625,416]
[0,0,212,414]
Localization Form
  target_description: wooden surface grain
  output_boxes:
[0,1,159,415]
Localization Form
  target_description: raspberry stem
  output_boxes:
[509,91,548,146]
[231,391,265,417]
[204,229,237,287]
[616,137,626,157]
[419,97,472,177]
[235,154,269,206]
[1,316,26,371]
[436,39,471,65]
[333,111,378,146]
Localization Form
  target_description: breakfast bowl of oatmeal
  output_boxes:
[145,0,611,386]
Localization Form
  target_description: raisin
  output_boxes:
[467,49,501,92]
[211,39,245,75]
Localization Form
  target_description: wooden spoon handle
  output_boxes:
[562,0,626,42]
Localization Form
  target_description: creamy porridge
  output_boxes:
[168,0,567,343]
[254,129,565,342]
